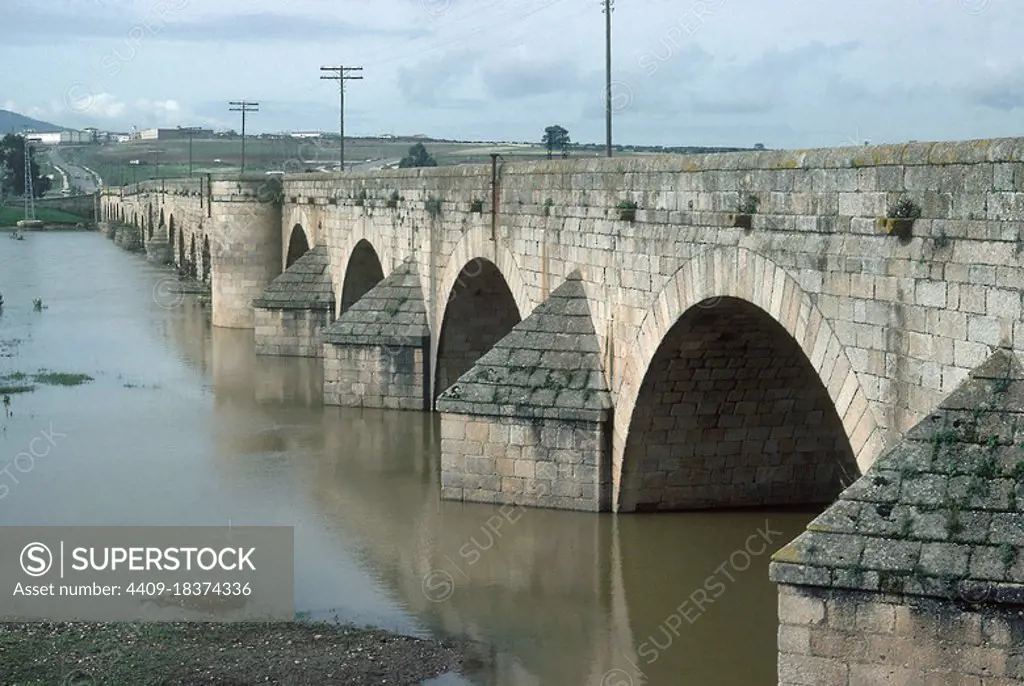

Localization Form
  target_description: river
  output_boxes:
[0,231,818,685]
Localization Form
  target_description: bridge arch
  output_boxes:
[614,247,884,513]
[432,229,532,404]
[340,239,385,314]
[201,236,211,283]
[168,215,176,259]
[286,224,310,268]
[177,225,185,273]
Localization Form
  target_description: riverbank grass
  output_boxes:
[0,206,88,226]
[0,621,473,685]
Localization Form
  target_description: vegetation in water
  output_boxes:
[32,298,45,311]
[0,370,94,394]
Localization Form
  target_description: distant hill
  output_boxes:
[0,109,67,135]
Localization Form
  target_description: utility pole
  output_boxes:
[178,126,201,176]
[320,65,363,172]
[603,0,613,157]
[229,101,259,174]
[22,131,36,220]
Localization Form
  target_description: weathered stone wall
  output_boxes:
[621,296,858,511]
[323,344,426,410]
[273,139,1024,510]
[434,260,522,402]
[253,307,331,358]
[103,137,1024,511]
[102,178,209,277]
[778,584,1024,684]
[440,413,609,511]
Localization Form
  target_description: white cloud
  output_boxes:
[2,0,1022,146]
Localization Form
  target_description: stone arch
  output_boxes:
[177,225,185,273]
[201,236,211,283]
[286,224,310,268]
[340,239,385,314]
[168,215,176,258]
[431,228,533,403]
[433,258,523,403]
[613,246,884,512]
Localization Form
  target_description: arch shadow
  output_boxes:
[613,247,885,512]
[340,239,385,314]
[286,224,310,268]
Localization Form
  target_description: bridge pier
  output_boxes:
[436,275,614,511]
[210,178,283,329]
[253,246,334,357]
[322,259,431,410]
[770,350,1024,684]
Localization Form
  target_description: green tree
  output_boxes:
[0,135,52,198]
[542,125,571,159]
[398,142,438,168]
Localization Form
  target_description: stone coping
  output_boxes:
[322,257,429,347]
[435,272,612,422]
[252,245,334,311]
[103,137,1024,194]
[770,350,1024,605]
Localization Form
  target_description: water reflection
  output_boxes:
[0,233,816,685]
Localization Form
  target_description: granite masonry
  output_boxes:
[253,245,334,357]
[102,137,1024,685]
[770,350,1024,684]
[103,137,1024,514]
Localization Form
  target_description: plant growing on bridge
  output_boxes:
[881,196,922,241]
[425,196,443,220]
[469,198,484,213]
[354,189,369,207]
[615,199,637,222]
[887,197,922,220]
[386,190,400,209]
[543,197,554,216]
[733,193,759,229]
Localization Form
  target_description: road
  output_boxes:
[48,148,102,194]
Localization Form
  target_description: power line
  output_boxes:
[228,101,259,174]
[320,66,363,171]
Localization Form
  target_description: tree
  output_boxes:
[542,125,571,159]
[0,135,51,198]
[398,143,437,168]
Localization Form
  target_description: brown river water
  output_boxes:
[0,231,819,685]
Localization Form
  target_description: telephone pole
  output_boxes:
[320,65,363,171]
[178,126,201,176]
[228,101,259,174]
[22,133,36,221]
[603,0,613,157]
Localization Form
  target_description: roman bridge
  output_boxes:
[101,137,1024,517]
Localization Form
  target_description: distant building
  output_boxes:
[289,131,323,139]
[138,128,214,141]
[25,131,94,145]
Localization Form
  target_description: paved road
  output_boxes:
[48,148,101,194]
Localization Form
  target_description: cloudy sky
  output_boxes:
[0,0,1021,148]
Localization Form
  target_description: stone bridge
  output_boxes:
[102,137,1024,517]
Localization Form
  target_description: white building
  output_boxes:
[289,131,323,139]
[24,131,94,145]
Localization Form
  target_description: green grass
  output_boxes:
[0,206,88,226]
[33,372,93,387]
